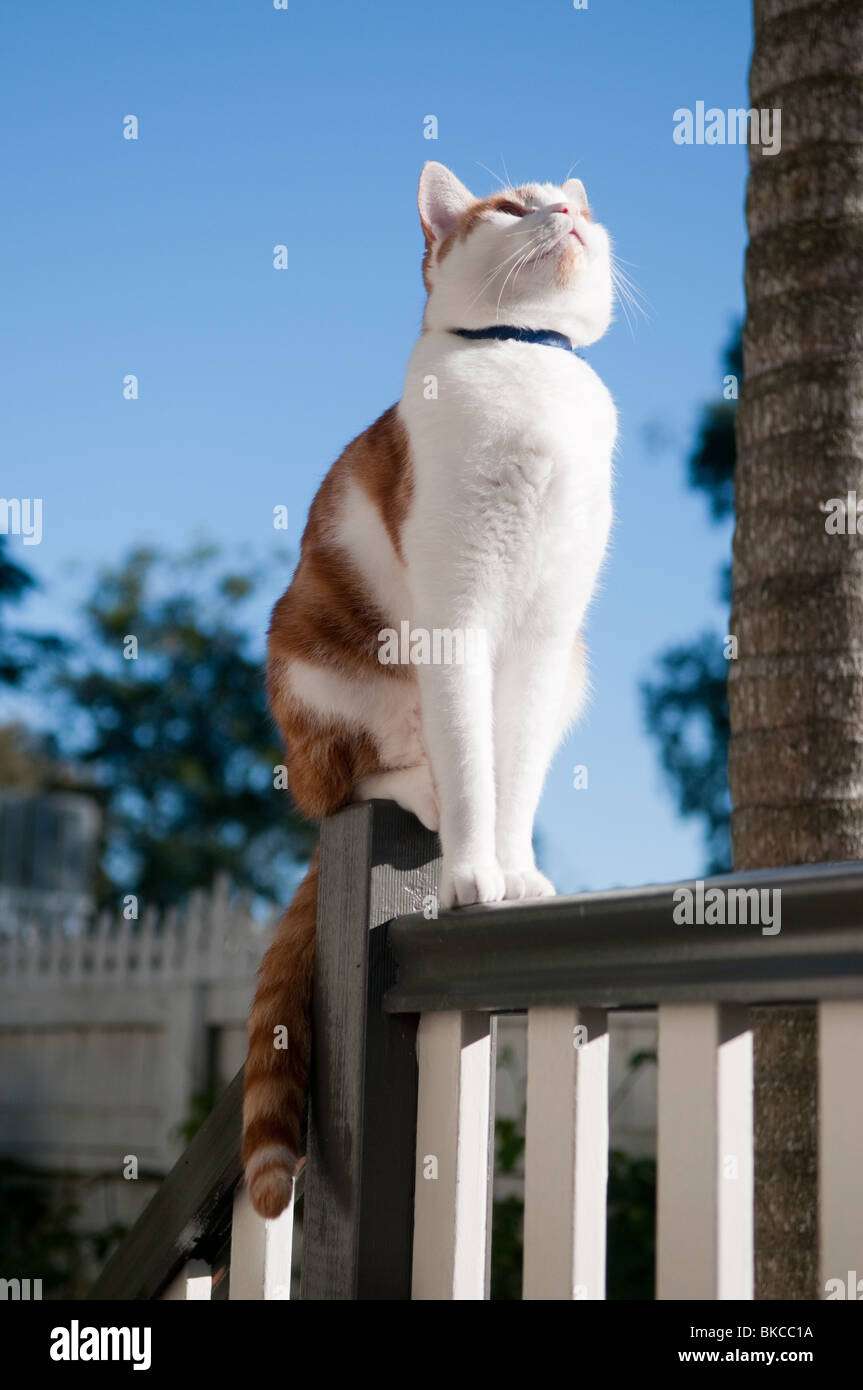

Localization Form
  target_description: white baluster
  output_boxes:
[523,1005,609,1300]
[161,1259,212,1300]
[228,1181,295,1300]
[819,999,863,1299]
[657,1003,753,1300]
[412,1012,493,1300]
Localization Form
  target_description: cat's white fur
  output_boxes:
[304,164,616,908]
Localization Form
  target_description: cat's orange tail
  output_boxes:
[242,850,318,1218]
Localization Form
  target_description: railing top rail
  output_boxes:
[385,858,863,1014]
[90,1065,305,1301]
[89,1070,245,1300]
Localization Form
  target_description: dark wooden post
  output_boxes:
[299,800,441,1300]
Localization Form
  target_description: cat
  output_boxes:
[242,161,618,1218]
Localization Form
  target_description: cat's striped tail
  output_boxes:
[242,850,318,1219]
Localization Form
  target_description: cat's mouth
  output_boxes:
[535,228,586,263]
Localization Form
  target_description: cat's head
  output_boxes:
[418,162,614,347]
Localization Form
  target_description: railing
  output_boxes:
[87,1066,301,1300]
[89,801,863,1300]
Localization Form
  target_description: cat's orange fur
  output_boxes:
[242,405,415,1219]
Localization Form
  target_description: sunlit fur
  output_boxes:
[243,163,618,1217]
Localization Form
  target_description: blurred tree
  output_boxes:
[0,536,63,687]
[46,543,314,908]
[641,329,740,872]
[0,722,84,793]
[0,535,32,607]
[0,539,73,791]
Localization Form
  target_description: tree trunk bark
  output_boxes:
[730,0,863,1299]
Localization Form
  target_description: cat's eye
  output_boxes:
[496,200,528,217]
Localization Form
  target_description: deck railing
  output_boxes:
[89,801,863,1300]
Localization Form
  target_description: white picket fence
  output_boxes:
[0,878,271,1180]
[0,876,268,989]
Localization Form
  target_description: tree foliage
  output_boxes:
[45,544,313,907]
[0,536,62,687]
[641,328,740,872]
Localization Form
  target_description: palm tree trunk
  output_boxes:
[730,0,863,1298]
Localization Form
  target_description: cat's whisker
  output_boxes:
[615,287,641,336]
[610,275,637,335]
[489,235,548,314]
[614,290,636,335]
[610,254,648,301]
[494,236,546,319]
[611,267,648,307]
[495,255,527,320]
[466,254,526,312]
[497,230,553,309]
[509,248,535,306]
[609,255,650,336]
[466,233,546,312]
[474,160,510,191]
[613,273,648,319]
[478,232,542,281]
[471,245,524,289]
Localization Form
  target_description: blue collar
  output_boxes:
[451,325,580,355]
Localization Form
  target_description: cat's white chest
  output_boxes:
[399,333,616,620]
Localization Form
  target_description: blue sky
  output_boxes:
[1,0,752,893]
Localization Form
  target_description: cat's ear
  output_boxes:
[562,177,589,210]
[418,162,475,244]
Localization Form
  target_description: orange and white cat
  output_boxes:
[243,162,617,1217]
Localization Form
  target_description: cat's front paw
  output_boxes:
[439,859,506,909]
[502,867,556,902]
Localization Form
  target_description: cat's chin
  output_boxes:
[533,229,581,261]
[553,239,588,285]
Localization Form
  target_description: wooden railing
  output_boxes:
[89,801,863,1300]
